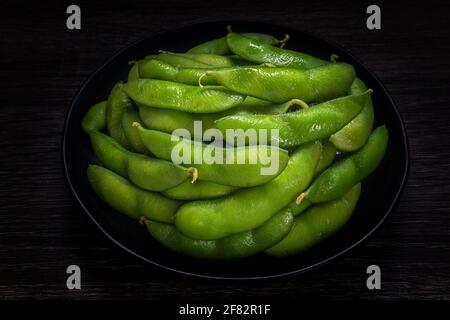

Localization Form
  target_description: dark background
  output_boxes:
[1,0,449,300]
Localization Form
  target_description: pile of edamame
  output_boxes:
[82,28,388,259]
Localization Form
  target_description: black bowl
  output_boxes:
[62,21,409,280]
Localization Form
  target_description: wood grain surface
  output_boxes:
[1,0,449,300]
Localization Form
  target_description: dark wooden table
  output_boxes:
[1,0,449,300]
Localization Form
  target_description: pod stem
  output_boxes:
[278,34,290,48]
[295,192,306,205]
[139,216,147,225]
[330,54,339,63]
[198,72,209,87]
[226,25,232,33]
[187,167,199,183]
[259,63,276,68]
[128,60,138,65]
[132,121,142,128]
[287,99,309,112]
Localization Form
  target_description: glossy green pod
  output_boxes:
[187,32,279,55]
[163,180,237,200]
[156,52,211,68]
[138,97,302,136]
[298,125,388,204]
[266,183,361,257]
[174,141,322,240]
[226,31,328,69]
[82,101,107,133]
[330,78,375,151]
[136,127,289,187]
[146,208,293,259]
[286,140,336,217]
[106,82,133,148]
[127,62,140,81]
[215,92,367,148]
[87,165,182,223]
[205,63,355,103]
[138,59,217,86]
[288,198,313,217]
[123,79,245,113]
[160,52,237,67]
[89,131,195,192]
[315,140,337,175]
[121,109,147,154]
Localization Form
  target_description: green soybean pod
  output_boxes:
[315,140,337,175]
[297,125,388,205]
[205,63,355,103]
[139,58,177,81]
[330,78,375,151]
[87,165,182,223]
[106,82,133,148]
[286,140,336,217]
[138,97,302,136]
[123,79,245,113]
[163,180,237,200]
[266,183,361,257]
[138,59,217,86]
[175,67,218,85]
[156,52,211,68]
[235,97,308,114]
[187,32,279,55]
[90,131,196,192]
[174,141,322,240]
[127,62,140,81]
[121,109,147,154]
[215,92,367,148]
[288,198,313,216]
[82,101,107,133]
[146,207,293,259]
[136,126,289,187]
[159,51,237,67]
[139,106,210,135]
[226,31,328,69]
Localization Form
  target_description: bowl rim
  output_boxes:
[61,19,410,280]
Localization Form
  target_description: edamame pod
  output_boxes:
[205,63,355,103]
[82,101,106,133]
[266,184,361,257]
[87,165,181,223]
[315,140,337,175]
[146,208,293,259]
[163,180,237,200]
[160,52,237,67]
[156,52,211,68]
[286,140,336,216]
[235,97,308,114]
[188,32,279,55]
[288,198,312,216]
[123,79,246,113]
[127,62,140,81]
[215,92,367,148]
[106,82,133,148]
[90,131,196,192]
[297,125,388,204]
[330,78,375,151]
[138,59,217,86]
[175,141,322,240]
[121,109,147,153]
[136,127,289,187]
[138,97,303,136]
[226,31,328,69]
